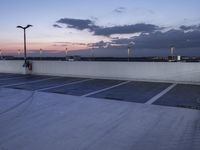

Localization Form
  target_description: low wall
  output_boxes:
[0,60,25,74]
[31,61,200,84]
[0,60,200,84]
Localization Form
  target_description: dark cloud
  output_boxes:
[53,24,62,28]
[135,30,200,49]
[91,40,110,48]
[54,18,160,36]
[94,24,160,36]
[111,37,134,45]
[108,29,200,49]
[54,18,200,49]
[113,7,126,13]
[180,25,200,31]
[56,18,98,31]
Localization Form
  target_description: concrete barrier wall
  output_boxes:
[0,60,200,83]
[0,60,25,74]
[31,61,200,84]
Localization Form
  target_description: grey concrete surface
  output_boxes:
[154,84,200,109]
[45,79,123,96]
[90,81,171,103]
[7,77,85,91]
[0,89,200,150]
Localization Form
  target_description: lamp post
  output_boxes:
[170,46,175,61]
[91,45,94,61]
[127,46,130,61]
[65,48,69,61]
[92,47,94,60]
[17,49,21,57]
[65,48,68,56]
[39,48,43,60]
[0,49,2,60]
[127,42,135,61]
[16,24,33,65]
[170,46,175,57]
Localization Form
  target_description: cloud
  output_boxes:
[113,7,126,13]
[135,29,200,49]
[53,24,62,28]
[56,18,97,31]
[54,42,87,46]
[94,24,161,36]
[108,29,200,49]
[180,25,200,31]
[54,18,200,49]
[54,18,160,36]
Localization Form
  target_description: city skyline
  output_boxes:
[0,0,200,56]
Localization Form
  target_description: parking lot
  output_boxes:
[1,73,200,110]
[1,72,200,150]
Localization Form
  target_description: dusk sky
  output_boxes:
[0,0,200,56]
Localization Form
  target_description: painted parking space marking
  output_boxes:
[153,84,200,110]
[43,79,123,96]
[89,82,171,103]
[81,81,131,97]
[38,78,93,92]
[2,76,61,88]
[145,83,177,104]
[8,77,85,91]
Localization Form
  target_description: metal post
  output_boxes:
[91,47,94,61]
[170,46,175,61]
[127,42,135,62]
[128,47,130,61]
[171,47,174,57]
[65,48,68,61]
[40,49,43,60]
[18,49,21,56]
[0,49,2,60]
[17,25,32,66]
[24,29,27,63]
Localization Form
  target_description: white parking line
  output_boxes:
[37,79,93,92]
[145,83,177,105]
[81,81,131,97]
[1,76,61,88]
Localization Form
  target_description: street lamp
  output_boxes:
[170,46,175,57]
[39,48,43,60]
[65,48,68,56]
[90,44,95,61]
[17,49,21,57]
[127,42,135,61]
[65,48,68,61]
[170,46,175,61]
[91,47,94,60]
[16,24,33,66]
[127,46,130,61]
[0,49,2,60]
